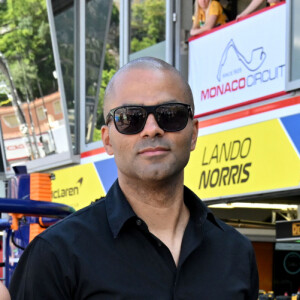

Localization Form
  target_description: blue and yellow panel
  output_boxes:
[185,113,300,200]
[281,113,300,155]
[52,163,105,210]
[94,158,118,193]
[51,158,118,210]
[52,113,300,208]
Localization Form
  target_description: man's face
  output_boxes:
[101,68,198,184]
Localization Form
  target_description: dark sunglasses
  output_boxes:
[105,103,193,135]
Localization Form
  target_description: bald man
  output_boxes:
[10,57,258,299]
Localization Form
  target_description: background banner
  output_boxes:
[189,4,286,116]
[185,113,300,200]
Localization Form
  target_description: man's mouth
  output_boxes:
[138,147,169,156]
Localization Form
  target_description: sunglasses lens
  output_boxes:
[156,104,189,132]
[114,107,146,134]
[112,104,191,134]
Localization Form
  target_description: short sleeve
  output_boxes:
[9,237,72,300]
[209,1,222,16]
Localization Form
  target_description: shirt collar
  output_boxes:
[105,180,224,239]
[105,180,136,238]
[183,185,225,231]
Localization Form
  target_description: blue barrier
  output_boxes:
[0,198,74,287]
[0,198,75,217]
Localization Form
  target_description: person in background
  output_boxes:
[9,57,259,299]
[0,281,11,300]
[236,0,283,20]
[190,0,228,37]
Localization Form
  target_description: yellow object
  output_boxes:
[30,173,52,201]
[194,1,227,27]
[51,163,105,210]
[9,213,24,231]
[185,119,300,200]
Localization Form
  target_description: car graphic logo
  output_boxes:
[217,39,266,82]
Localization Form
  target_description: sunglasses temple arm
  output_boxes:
[105,112,113,125]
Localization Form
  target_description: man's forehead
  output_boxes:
[111,68,175,93]
[117,68,183,96]
[117,67,176,83]
[103,66,190,115]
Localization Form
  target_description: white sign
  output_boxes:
[4,131,59,162]
[189,3,286,116]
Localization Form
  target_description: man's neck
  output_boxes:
[118,176,190,266]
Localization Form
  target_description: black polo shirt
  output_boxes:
[10,180,259,300]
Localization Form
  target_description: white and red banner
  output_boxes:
[188,3,286,117]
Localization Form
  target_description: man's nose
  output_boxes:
[140,113,164,137]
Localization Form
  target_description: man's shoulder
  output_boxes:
[210,1,223,11]
[212,216,254,249]
[38,197,108,241]
[184,187,253,251]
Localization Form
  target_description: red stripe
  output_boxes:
[194,91,287,118]
[7,156,30,162]
[198,95,300,128]
[188,1,285,42]
[80,147,106,158]
[188,19,236,42]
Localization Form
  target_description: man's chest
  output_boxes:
[69,235,250,300]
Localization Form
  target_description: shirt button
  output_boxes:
[157,242,162,247]
[136,219,142,226]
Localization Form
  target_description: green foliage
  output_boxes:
[106,2,120,55]
[100,68,116,101]
[95,39,119,138]
[97,67,116,126]
[130,0,165,53]
[93,127,102,141]
[93,2,120,142]
[111,2,119,26]
[0,0,56,101]
[104,44,118,70]
[0,93,9,102]
[143,0,165,40]
[131,37,156,53]
[93,67,116,142]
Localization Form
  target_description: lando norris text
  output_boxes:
[198,137,252,189]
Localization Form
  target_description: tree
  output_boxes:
[93,2,120,141]
[130,0,165,53]
[0,0,56,101]
[95,49,117,140]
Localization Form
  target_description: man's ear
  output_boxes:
[190,119,198,151]
[101,125,114,155]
